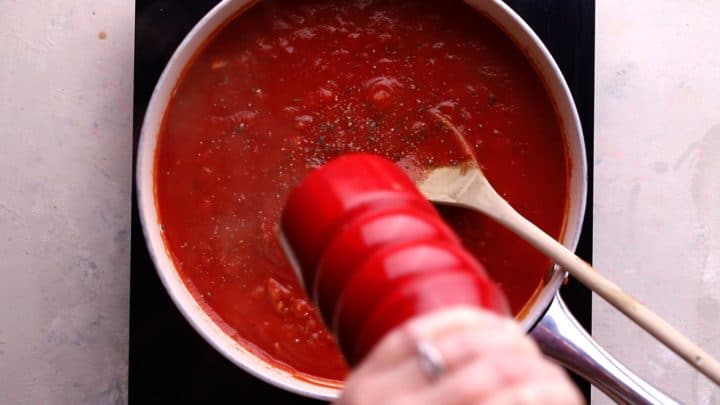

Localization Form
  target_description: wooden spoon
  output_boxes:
[414,109,720,386]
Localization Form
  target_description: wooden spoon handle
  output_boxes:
[476,179,720,386]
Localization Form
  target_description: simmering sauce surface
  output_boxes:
[155,0,568,382]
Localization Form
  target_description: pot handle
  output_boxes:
[530,293,679,404]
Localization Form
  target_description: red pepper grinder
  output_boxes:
[280,153,510,365]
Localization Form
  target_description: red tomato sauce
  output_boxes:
[155,0,569,383]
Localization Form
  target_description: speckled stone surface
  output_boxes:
[0,1,133,404]
[1,0,719,404]
[594,1,720,403]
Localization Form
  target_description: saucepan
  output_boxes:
[136,0,675,402]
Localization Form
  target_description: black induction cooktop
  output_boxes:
[130,1,594,403]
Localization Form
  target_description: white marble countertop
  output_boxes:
[0,1,133,403]
[0,1,718,403]
[593,1,720,403]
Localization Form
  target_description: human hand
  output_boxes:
[336,307,584,405]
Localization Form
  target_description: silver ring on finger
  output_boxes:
[416,340,447,382]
